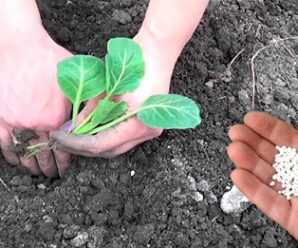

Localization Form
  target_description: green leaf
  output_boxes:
[105,38,145,97]
[136,94,201,129]
[92,99,128,126]
[57,55,105,125]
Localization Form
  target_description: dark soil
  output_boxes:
[11,129,39,154]
[1,0,298,247]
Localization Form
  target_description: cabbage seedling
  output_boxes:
[57,38,202,135]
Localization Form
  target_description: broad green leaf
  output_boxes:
[105,38,145,97]
[92,99,128,126]
[137,94,201,129]
[57,55,105,124]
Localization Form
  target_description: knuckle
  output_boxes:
[148,128,163,138]
[91,145,101,156]
[88,138,101,155]
[134,119,163,138]
[91,147,104,157]
[136,123,152,135]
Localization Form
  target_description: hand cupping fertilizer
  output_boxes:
[270,146,298,200]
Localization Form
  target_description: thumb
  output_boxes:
[50,130,97,156]
[51,116,148,156]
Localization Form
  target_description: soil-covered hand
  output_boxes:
[51,36,177,158]
[0,1,72,177]
[227,112,298,240]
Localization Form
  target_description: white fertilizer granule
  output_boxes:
[270,146,298,200]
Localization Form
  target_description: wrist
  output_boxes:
[1,1,46,39]
[134,25,184,69]
[134,32,176,87]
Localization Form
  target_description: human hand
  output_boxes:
[227,112,298,240]
[0,1,72,177]
[51,34,179,158]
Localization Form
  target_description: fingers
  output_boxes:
[53,147,71,177]
[98,133,158,158]
[51,118,162,157]
[244,112,298,149]
[0,127,67,177]
[229,112,298,239]
[229,124,277,164]
[227,141,282,191]
[19,155,41,175]
[0,126,42,175]
[51,118,137,154]
[0,127,20,165]
[231,169,293,234]
[51,131,100,156]
[28,132,58,177]
[228,142,275,184]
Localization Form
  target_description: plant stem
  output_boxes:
[74,95,116,135]
[72,102,80,128]
[87,109,139,135]
[25,148,42,158]
[26,142,50,151]
[73,109,95,134]
[75,123,96,135]
[26,139,55,151]
[25,139,56,159]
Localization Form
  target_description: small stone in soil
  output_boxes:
[21,175,32,186]
[191,192,204,202]
[87,226,106,248]
[37,184,46,190]
[9,176,22,186]
[70,232,89,248]
[112,9,132,24]
[63,225,80,239]
[220,185,251,214]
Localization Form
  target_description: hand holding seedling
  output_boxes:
[0,0,208,176]
[51,38,201,157]
[228,112,298,240]
[0,1,72,177]
[50,0,210,159]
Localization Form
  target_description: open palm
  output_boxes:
[227,112,298,240]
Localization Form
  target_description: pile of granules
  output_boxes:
[270,146,298,200]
